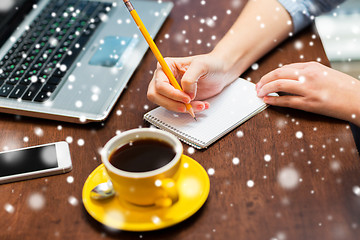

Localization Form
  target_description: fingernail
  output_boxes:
[184,97,191,104]
[204,102,210,109]
[197,104,205,110]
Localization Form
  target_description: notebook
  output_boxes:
[144,78,271,149]
[0,0,173,123]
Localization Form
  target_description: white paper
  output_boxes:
[144,78,268,148]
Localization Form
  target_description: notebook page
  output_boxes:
[144,78,267,147]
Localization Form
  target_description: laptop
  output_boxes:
[315,0,360,79]
[0,0,173,123]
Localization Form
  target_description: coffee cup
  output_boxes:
[101,128,183,207]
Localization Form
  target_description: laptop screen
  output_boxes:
[0,0,38,46]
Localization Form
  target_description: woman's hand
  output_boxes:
[147,53,238,113]
[256,61,360,126]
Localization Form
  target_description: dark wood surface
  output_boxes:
[1,0,360,239]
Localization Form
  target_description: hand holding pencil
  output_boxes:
[123,0,197,120]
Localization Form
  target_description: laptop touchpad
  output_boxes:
[89,36,138,67]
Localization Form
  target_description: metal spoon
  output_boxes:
[90,180,115,200]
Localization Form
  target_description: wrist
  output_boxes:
[209,46,249,78]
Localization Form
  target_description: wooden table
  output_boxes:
[1,0,359,239]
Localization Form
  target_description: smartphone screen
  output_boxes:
[0,145,58,177]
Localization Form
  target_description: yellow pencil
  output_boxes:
[123,0,196,121]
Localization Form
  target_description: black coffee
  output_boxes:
[109,139,176,172]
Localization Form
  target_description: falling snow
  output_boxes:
[295,131,303,139]
[264,154,271,162]
[67,176,74,184]
[34,127,44,137]
[0,1,358,238]
[247,180,254,188]
[66,136,73,144]
[75,101,83,108]
[4,203,15,214]
[277,167,300,190]
[236,130,244,138]
[353,186,360,196]
[295,41,303,50]
[77,139,85,146]
[68,196,79,206]
[28,193,46,211]
[251,63,259,70]
[152,216,161,225]
[206,18,215,27]
[68,75,76,82]
[231,0,241,8]
[187,147,195,154]
[79,116,87,123]
[155,179,162,187]
[330,160,341,172]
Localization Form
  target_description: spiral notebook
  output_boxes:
[144,78,271,149]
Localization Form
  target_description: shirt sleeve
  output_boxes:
[277,0,346,34]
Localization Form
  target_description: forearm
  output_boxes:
[210,0,292,79]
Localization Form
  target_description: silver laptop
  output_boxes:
[315,0,360,79]
[0,0,173,123]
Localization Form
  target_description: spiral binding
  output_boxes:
[144,113,206,149]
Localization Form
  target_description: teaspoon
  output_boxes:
[90,180,115,200]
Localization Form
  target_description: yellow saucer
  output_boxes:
[82,155,210,231]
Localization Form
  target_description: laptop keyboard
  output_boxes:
[0,0,112,102]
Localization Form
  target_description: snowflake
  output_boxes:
[187,147,195,154]
[34,127,44,137]
[4,203,15,214]
[232,157,240,165]
[66,136,73,143]
[77,139,85,146]
[353,186,360,196]
[28,192,45,211]
[68,196,79,206]
[264,154,271,162]
[236,130,244,138]
[247,180,254,188]
[277,167,300,190]
[67,176,74,183]
[75,100,83,108]
[295,131,303,139]
[251,63,259,70]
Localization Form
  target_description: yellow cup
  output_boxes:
[101,128,183,207]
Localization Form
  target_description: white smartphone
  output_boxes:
[0,141,72,184]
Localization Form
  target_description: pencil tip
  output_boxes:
[194,117,197,121]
